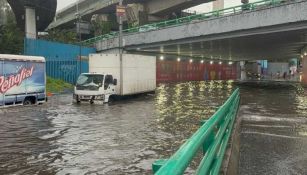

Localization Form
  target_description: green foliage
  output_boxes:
[0,23,24,54]
[0,0,24,54]
[46,77,73,93]
[0,22,23,55]
[91,14,118,36]
[92,21,113,36]
[40,29,78,44]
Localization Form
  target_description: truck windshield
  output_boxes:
[76,74,104,90]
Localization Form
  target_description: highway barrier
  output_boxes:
[152,88,240,175]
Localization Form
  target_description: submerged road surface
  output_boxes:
[239,85,307,175]
[0,81,234,175]
[1,81,306,175]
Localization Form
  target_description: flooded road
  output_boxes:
[0,81,234,175]
[1,81,307,175]
[239,85,307,175]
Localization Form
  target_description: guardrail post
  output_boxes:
[152,159,168,174]
[250,4,254,10]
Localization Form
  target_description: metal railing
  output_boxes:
[82,0,290,46]
[152,88,240,175]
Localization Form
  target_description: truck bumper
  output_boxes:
[73,94,105,103]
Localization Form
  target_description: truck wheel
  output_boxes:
[23,99,32,105]
[75,95,81,104]
[24,97,35,105]
[108,96,114,103]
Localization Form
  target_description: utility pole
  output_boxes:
[76,0,82,75]
[119,0,124,94]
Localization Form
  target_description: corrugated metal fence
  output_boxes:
[24,38,96,84]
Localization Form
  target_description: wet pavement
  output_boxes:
[1,81,306,175]
[0,81,234,175]
[239,85,307,175]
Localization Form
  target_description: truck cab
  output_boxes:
[73,73,117,104]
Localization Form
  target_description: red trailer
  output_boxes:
[157,60,237,83]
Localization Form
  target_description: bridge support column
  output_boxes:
[302,55,307,86]
[240,61,247,81]
[213,0,224,10]
[126,3,149,26]
[25,6,37,39]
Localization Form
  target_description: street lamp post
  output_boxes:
[78,17,82,75]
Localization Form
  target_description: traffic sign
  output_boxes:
[116,5,126,17]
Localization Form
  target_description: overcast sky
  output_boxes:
[57,0,77,11]
[57,0,256,12]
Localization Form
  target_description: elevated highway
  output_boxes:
[48,0,214,29]
[87,0,307,62]
[7,0,57,32]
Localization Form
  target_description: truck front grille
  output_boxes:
[76,86,99,91]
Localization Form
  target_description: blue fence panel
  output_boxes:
[24,38,96,84]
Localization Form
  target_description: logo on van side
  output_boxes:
[0,66,34,94]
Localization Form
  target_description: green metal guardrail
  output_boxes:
[152,88,240,175]
[82,0,289,46]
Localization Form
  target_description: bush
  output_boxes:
[46,77,73,93]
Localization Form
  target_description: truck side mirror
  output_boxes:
[113,79,117,85]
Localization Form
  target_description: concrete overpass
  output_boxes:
[92,0,307,62]
[48,0,215,29]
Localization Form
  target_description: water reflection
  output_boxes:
[3,81,305,175]
[154,81,235,159]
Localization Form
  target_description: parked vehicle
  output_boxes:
[0,54,46,107]
[73,54,156,103]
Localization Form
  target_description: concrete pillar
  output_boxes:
[126,3,147,26]
[302,55,307,86]
[240,61,247,81]
[25,6,37,39]
[213,0,224,10]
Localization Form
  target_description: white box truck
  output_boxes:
[0,54,46,107]
[73,54,156,103]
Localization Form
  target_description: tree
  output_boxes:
[0,0,24,54]
[0,21,24,54]
[91,14,115,36]
[40,29,78,44]
[1,0,80,52]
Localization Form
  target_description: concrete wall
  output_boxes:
[267,62,289,76]
[301,46,307,86]
[302,56,307,86]
[96,0,307,51]
[221,113,242,175]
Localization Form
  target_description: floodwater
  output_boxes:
[1,81,306,175]
[0,81,235,175]
[239,84,307,175]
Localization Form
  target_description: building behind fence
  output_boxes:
[24,38,96,84]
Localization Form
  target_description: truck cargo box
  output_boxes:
[0,54,46,107]
[89,54,156,96]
